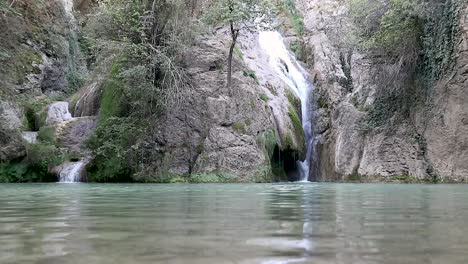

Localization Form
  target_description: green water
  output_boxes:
[1,183,468,264]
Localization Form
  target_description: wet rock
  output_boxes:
[46,102,72,125]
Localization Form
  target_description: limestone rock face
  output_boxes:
[140,30,302,181]
[0,100,26,162]
[0,101,23,131]
[297,0,468,182]
[421,3,468,182]
[55,117,97,154]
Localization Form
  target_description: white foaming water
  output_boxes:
[61,0,74,18]
[59,162,84,183]
[259,31,316,181]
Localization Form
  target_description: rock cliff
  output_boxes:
[296,0,468,182]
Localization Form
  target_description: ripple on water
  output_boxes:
[1,183,468,263]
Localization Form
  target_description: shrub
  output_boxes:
[282,0,305,36]
[87,117,145,182]
[37,126,55,144]
[0,143,66,183]
[243,70,259,84]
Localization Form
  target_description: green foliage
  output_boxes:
[0,143,66,183]
[37,126,55,144]
[282,0,304,36]
[423,0,461,85]
[286,89,301,111]
[259,129,277,159]
[203,0,271,30]
[87,117,146,182]
[234,46,244,60]
[318,96,329,109]
[347,174,362,182]
[243,70,259,84]
[0,162,54,183]
[393,175,419,183]
[99,61,126,121]
[13,49,42,85]
[283,132,294,149]
[349,0,424,63]
[290,40,305,61]
[22,98,55,131]
[232,122,246,134]
[260,93,270,102]
[26,143,65,166]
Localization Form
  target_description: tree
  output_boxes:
[204,0,271,88]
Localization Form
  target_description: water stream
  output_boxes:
[259,31,318,181]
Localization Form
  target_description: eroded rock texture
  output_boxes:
[297,0,468,182]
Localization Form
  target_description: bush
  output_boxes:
[87,117,146,182]
[349,0,424,64]
[37,126,55,144]
[0,143,65,183]
[282,0,305,36]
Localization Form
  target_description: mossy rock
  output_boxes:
[189,173,236,183]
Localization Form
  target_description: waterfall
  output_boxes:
[259,31,318,182]
[61,0,76,24]
[59,161,84,183]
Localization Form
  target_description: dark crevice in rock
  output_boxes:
[271,144,301,182]
[339,50,353,92]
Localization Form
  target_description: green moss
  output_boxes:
[259,93,270,102]
[243,70,259,84]
[318,96,329,109]
[14,49,42,85]
[283,132,294,149]
[290,40,306,61]
[286,89,301,111]
[234,46,244,61]
[22,98,54,131]
[393,175,419,183]
[232,122,246,134]
[288,106,305,146]
[189,173,235,183]
[347,174,362,182]
[99,61,126,121]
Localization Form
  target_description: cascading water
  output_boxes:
[59,161,84,183]
[259,31,318,182]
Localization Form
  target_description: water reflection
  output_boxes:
[1,184,468,263]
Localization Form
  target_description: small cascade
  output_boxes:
[61,0,76,24]
[59,161,84,183]
[44,101,89,183]
[259,31,318,181]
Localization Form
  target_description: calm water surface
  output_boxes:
[1,183,468,264]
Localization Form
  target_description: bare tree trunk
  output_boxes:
[227,22,239,89]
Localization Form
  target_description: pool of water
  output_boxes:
[1,183,468,264]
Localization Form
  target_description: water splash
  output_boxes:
[259,31,318,181]
[59,161,84,183]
